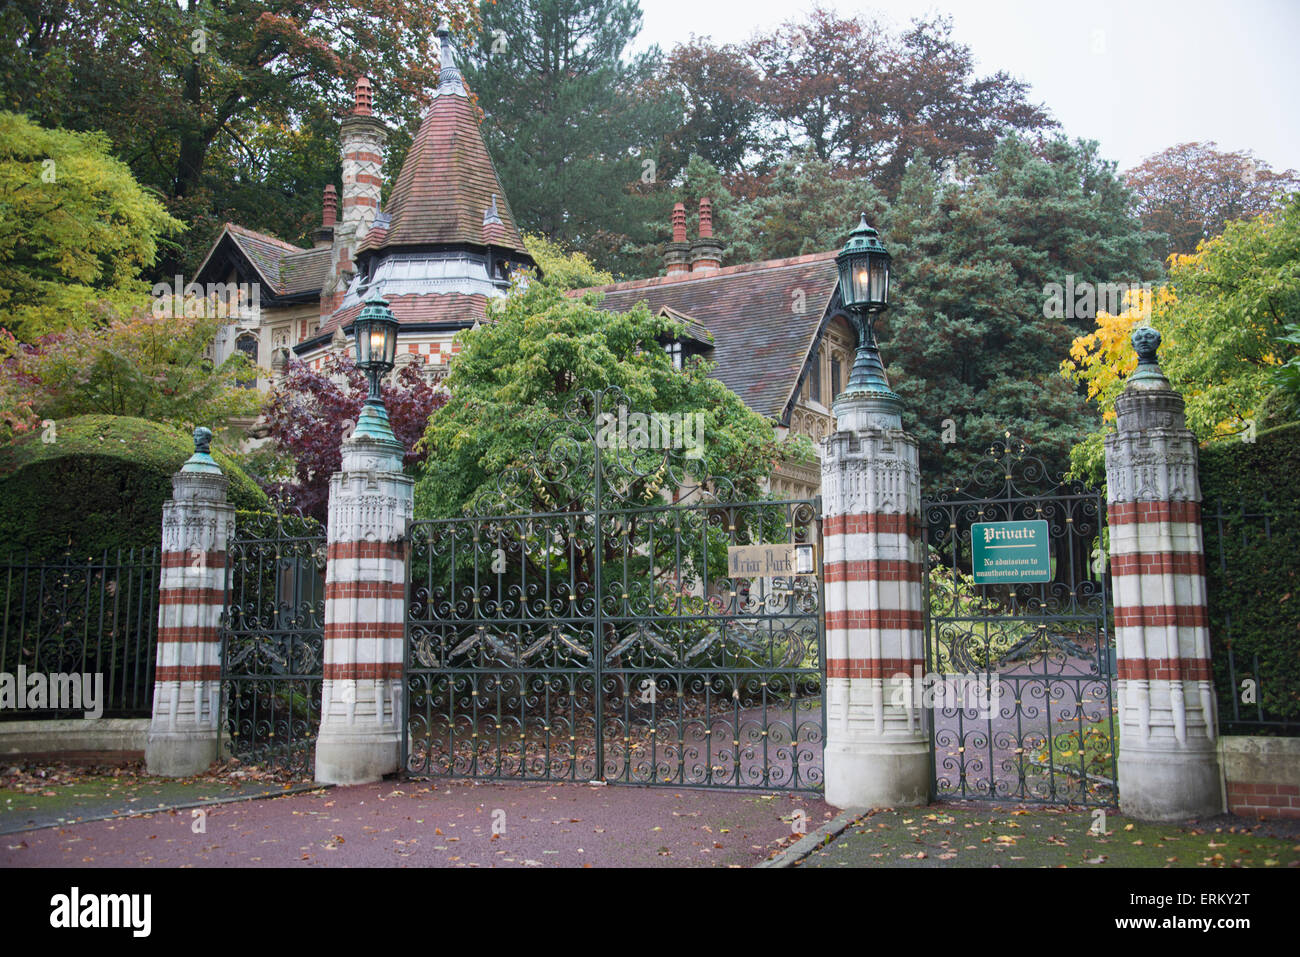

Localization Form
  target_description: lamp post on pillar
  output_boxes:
[313,288,413,785]
[820,215,930,809]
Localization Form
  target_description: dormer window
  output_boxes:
[665,340,683,370]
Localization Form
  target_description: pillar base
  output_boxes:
[824,737,931,810]
[313,729,400,786]
[1119,745,1223,822]
[145,730,219,778]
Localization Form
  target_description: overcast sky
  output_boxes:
[632,0,1300,174]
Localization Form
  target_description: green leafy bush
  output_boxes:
[1200,422,1300,729]
[0,414,266,559]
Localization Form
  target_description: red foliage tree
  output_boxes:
[261,353,446,521]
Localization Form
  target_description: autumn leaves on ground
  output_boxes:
[2,762,1298,868]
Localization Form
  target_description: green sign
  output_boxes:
[971,520,1051,584]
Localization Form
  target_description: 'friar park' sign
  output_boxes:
[970,520,1051,584]
[727,543,817,579]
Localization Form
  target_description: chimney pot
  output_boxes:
[698,197,714,239]
[323,185,338,227]
[354,77,373,116]
[672,203,687,243]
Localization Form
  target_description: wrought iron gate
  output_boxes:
[922,437,1117,806]
[404,388,825,790]
[219,510,326,773]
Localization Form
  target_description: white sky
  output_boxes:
[632,0,1300,173]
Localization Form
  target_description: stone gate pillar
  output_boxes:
[313,408,413,785]
[1105,327,1222,821]
[821,364,929,808]
[146,428,235,776]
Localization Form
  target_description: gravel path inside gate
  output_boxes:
[0,779,832,868]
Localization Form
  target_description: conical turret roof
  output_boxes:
[359,23,526,257]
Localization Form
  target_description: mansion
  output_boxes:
[194,25,858,499]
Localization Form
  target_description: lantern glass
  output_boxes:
[836,217,891,313]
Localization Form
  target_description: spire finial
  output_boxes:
[435,19,466,97]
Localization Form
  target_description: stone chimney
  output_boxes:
[322,77,388,319]
[313,185,337,248]
[690,198,722,274]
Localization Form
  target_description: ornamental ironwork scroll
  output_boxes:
[219,506,326,774]
[405,388,825,791]
[922,436,1117,806]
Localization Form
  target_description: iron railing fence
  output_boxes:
[0,549,161,718]
[1204,496,1299,734]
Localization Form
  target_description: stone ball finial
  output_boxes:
[193,426,213,455]
[1132,326,1161,365]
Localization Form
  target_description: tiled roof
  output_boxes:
[202,224,329,298]
[578,252,840,420]
[318,292,489,336]
[358,89,526,257]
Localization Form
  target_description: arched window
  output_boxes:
[235,333,259,388]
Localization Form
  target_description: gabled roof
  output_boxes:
[194,224,329,299]
[577,252,841,421]
[357,41,526,258]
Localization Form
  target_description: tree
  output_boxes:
[1062,192,1300,481]
[0,0,479,274]
[1124,142,1300,257]
[522,233,614,290]
[746,8,1055,195]
[883,138,1164,491]
[414,278,779,519]
[0,112,182,340]
[0,309,261,441]
[727,150,886,263]
[653,38,766,183]
[261,352,446,521]
[462,0,679,273]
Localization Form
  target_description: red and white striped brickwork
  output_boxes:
[1104,352,1222,821]
[321,84,388,319]
[145,468,234,776]
[820,424,930,809]
[313,436,413,785]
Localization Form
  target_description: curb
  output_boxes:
[1,781,331,836]
[757,807,867,868]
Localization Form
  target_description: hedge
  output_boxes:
[1199,421,1300,730]
[0,415,267,560]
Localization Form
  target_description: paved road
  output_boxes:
[2,779,832,868]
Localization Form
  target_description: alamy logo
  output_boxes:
[596,406,705,459]
[0,667,103,718]
[1042,275,1153,320]
[49,887,151,937]
[151,274,261,319]
[887,666,1003,718]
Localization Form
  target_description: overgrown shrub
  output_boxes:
[0,414,266,559]
[1200,422,1300,730]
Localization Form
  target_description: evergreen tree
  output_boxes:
[882,139,1164,491]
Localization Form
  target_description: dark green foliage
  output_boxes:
[885,139,1165,493]
[0,414,266,560]
[1200,422,1300,729]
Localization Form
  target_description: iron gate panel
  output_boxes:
[404,388,825,790]
[922,438,1117,806]
[219,511,326,774]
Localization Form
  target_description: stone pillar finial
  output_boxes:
[1104,324,1222,821]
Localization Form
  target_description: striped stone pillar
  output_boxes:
[1105,327,1221,821]
[145,428,234,776]
[313,422,413,785]
[821,389,929,809]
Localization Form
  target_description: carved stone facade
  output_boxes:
[313,432,414,785]
[819,398,930,809]
[146,440,235,776]
[1104,333,1221,821]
